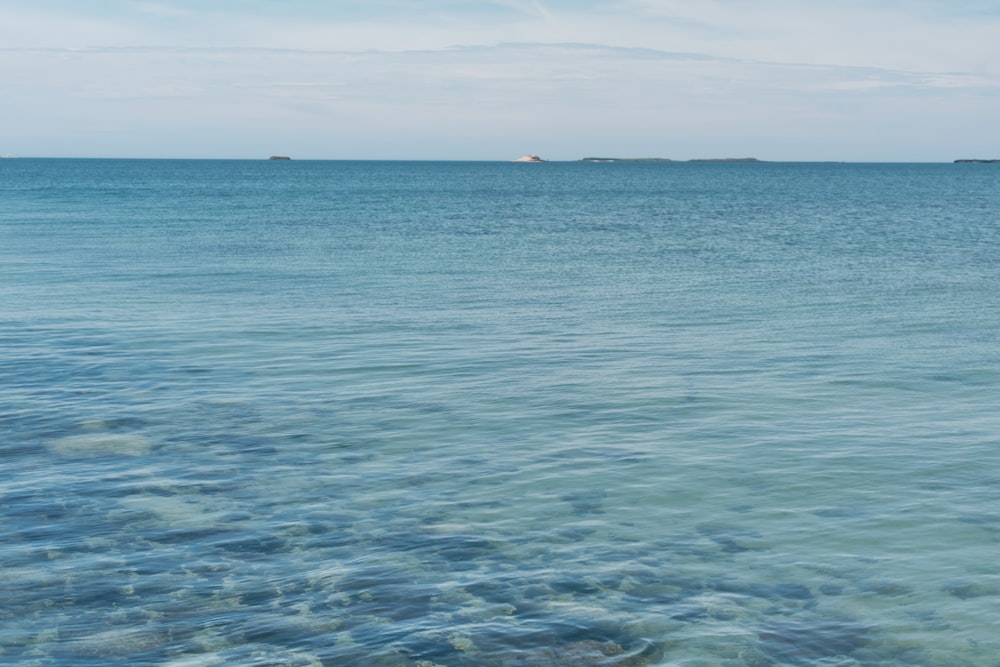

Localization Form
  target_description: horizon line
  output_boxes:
[2,156,993,164]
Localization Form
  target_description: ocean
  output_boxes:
[2,158,999,666]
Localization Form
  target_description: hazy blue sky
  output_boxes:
[2,0,998,160]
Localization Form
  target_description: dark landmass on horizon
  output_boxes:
[580,157,762,163]
[580,157,674,162]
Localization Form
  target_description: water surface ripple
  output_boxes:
[2,159,999,665]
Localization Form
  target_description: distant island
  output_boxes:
[512,154,546,162]
[268,155,291,160]
[688,157,761,162]
[580,157,761,163]
[954,159,999,163]
[581,157,673,162]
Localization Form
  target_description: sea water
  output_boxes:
[2,158,999,666]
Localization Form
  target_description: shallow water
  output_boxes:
[2,159,1000,665]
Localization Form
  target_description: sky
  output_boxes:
[1,0,999,160]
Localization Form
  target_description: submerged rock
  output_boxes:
[705,578,813,602]
[476,639,655,667]
[943,581,1000,599]
[561,490,605,515]
[48,432,151,457]
[501,640,631,666]
[66,625,167,657]
[758,619,871,665]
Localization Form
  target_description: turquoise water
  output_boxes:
[2,159,999,666]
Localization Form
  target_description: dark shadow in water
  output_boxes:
[758,618,871,665]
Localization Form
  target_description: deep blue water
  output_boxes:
[2,158,1000,666]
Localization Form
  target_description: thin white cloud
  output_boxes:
[3,1,998,74]
[606,0,1000,74]
[130,2,197,19]
[1,2,998,159]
